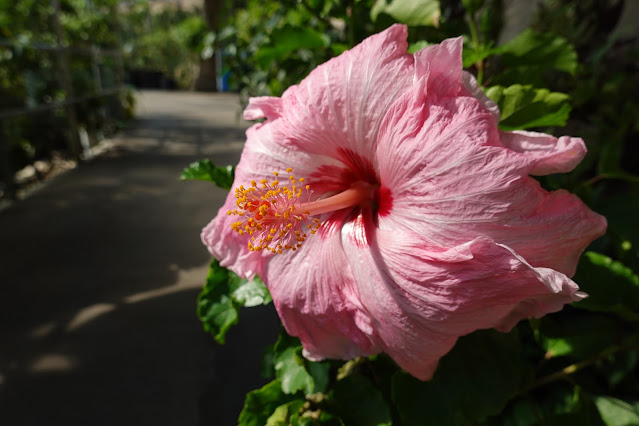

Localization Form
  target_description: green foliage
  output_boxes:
[486,29,578,87]
[239,379,299,426]
[485,85,571,130]
[196,259,239,344]
[119,3,208,89]
[330,375,391,426]
[572,252,639,322]
[231,273,273,308]
[462,43,498,68]
[599,194,639,256]
[0,0,131,184]
[461,0,485,15]
[393,330,522,425]
[273,332,316,395]
[197,259,271,344]
[256,26,330,69]
[498,28,578,75]
[407,40,430,54]
[371,0,441,27]
[483,383,603,426]
[180,160,235,190]
[595,396,639,426]
[217,0,396,102]
[539,311,625,359]
[266,399,306,425]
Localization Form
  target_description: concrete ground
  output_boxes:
[0,91,281,426]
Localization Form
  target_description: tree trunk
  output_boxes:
[194,0,224,92]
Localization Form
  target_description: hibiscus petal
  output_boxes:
[461,70,500,121]
[260,209,381,360]
[342,221,583,381]
[274,24,414,169]
[500,130,587,175]
[376,88,606,277]
[201,208,264,280]
[243,96,283,121]
[377,87,500,195]
[413,37,464,98]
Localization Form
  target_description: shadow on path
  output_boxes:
[0,91,281,426]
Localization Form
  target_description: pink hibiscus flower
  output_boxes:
[202,24,607,380]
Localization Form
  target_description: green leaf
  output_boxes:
[255,26,330,68]
[463,43,498,68]
[180,159,234,190]
[196,259,238,344]
[483,383,603,426]
[330,375,392,426]
[408,40,430,54]
[276,347,315,395]
[273,332,315,395]
[266,399,306,426]
[538,311,624,359]
[197,260,272,344]
[393,329,522,425]
[230,274,273,307]
[239,380,299,426]
[572,252,639,322]
[308,361,331,394]
[594,396,639,426]
[330,43,349,56]
[485,84,571,130]
[497,29,578,75]
[371,0,440,27]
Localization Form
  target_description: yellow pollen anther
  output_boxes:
[227,170,324,254]
[286,168,293,173]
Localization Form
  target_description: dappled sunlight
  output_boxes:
[21,263,211,336]
[123,263,208,305]
[28,322,58,339]
[65,303,117,332]
[29,353,75,374]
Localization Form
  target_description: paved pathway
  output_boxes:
[0,91,281,425]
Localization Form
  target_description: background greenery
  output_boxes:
[0,0,206,196]
[184,0,639,424]
[0,0,132,194]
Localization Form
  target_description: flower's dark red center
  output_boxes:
[311,148,393,219]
